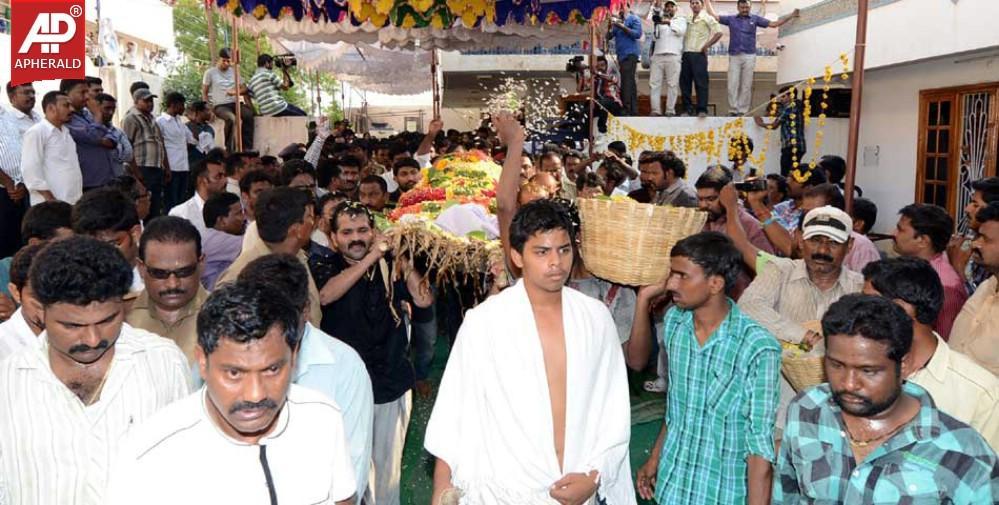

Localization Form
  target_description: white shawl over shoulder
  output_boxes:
[425,280,635,504]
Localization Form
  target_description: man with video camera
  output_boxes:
[607,4,642,116]
[648,0,686,116]
[248,53,308,118]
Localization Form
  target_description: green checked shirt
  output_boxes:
[655,301,782,504]
[775,382,999,504]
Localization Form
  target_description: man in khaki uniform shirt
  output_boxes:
[215,187,322,327]
[127,216,209,363]
[950,203,999,375]
[863,257,999,452]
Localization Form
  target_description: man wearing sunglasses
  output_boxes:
[127,216,208,365]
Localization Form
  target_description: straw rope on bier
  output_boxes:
[577,198,708,286]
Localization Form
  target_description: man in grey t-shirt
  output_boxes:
[202,48,254,152]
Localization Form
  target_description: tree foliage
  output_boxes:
[164,0,341,120]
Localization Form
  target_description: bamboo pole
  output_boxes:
[844,0,869,212]
[431,49,441,119]
[587,22,597,157]
[205,0,217,63]
[232,16,243,152]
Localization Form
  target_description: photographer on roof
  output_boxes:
[248,53,307,118]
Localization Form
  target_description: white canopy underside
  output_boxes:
[277,39,434,94]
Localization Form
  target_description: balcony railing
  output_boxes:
[460,41,777,57]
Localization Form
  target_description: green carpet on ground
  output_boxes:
[400,337,664,505]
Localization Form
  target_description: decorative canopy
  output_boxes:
[217,0,614,49]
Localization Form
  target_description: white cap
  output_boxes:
[802,206,852,244]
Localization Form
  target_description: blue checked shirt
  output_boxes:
[775,382,999,504]
[655,301,782,504]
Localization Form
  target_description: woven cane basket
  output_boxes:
[781,321,826,393]
[782,354,826,393]
[577,198,707,286]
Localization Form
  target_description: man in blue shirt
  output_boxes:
[608,4,642,116]
[706,0,798,116]
[61,78,117,190]
[237,253,375,504]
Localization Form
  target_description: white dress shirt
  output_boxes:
[0,308,38,361]
[0,324,192,505]
[651,15,688,55]
[168,192,208,237]
[155,113,196,173]
[8,106,41,136]
[226,177,240,196]
[20,118,83,206]
[107,384,357,505]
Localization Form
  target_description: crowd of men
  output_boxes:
[596,0,799,119]
[1,71,999,504]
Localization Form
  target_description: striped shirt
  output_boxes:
[248,68,288,116]
[775,382,999,504]
[0,108,23,185]
[655,301,782,504]
[0,324,192,505]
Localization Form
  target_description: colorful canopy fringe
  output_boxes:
[217,0,611,28]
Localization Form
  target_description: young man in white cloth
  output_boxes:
[105,282,356,504]
[425,198,636,505]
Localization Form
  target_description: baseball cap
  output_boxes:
[663,0,677,5]
[802,206,853,244]
[132,88,157,102]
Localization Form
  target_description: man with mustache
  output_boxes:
[107,282,357,505]
[0,236,191,505]
[950,202,999,375]
[861,258,999,451]
[627,150,698,207]
[0,81,40,257]
[774,294,998,503]
[740,205,862,435]
[635,231,780,505]
[127,216,209,365]
[311,201,433,505]
[387,157,423,206]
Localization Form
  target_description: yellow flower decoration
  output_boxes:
[412,0,435,13]
[374,0,394,15]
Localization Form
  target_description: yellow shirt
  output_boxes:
[683,12,721,53]
[908,332,999,452]
[215,234,323,328]
[950,276,999,375]
[126,286,209,364]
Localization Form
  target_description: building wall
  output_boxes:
[853,54,998,233]
[778,0,999,84]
